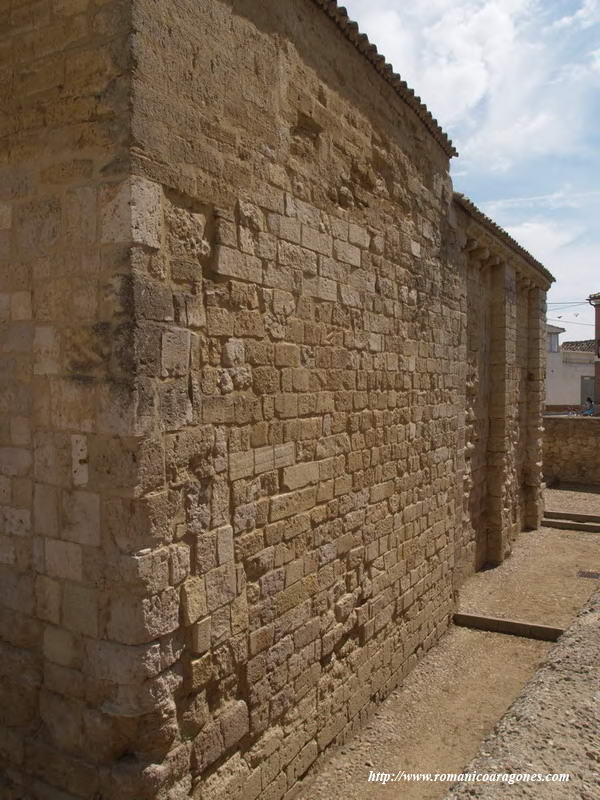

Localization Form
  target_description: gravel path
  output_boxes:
[295,488,600,800]
[445,589,600,800]
[545,485,600,516]
[457,526,600,628]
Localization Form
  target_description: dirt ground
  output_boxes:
[296,628,550,800]
[296,490,600,800]
[457,526,600,628]
[545,484,600,516]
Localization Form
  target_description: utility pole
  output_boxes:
[588,292,600,404]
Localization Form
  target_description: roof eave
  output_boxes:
[453,192,555,286]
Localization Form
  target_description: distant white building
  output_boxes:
[546,324,595,409]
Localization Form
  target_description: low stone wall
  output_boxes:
[543,416,600,485]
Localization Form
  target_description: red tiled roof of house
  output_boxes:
[561,340,596,353]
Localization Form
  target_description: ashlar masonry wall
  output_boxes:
[0,1,552,799]
[543,417,600,486]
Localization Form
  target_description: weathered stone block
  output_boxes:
[282,462,319,491]
[45,539,82,582]
[214,246,262,283]
[270,487,317,522]
[205,563,237,612]
[181,576,207,626]
[190,616,211,655]
[107,587,179,645]
[62,584,98,638]
[220,700,249,749]
[61,490,100,547]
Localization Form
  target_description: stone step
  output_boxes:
[453,612,564,642]
[544,510,600,524]
[542,517,600,533]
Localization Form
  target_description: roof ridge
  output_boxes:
[310,0,458,158]
[453,192,555,283]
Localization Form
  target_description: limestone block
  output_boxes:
[35,575,61,625]
[252,366,280,395]
[43,625,76,668]
[107,587,180,645]
[333,239,361,267]
[190,616,211,655]
[234,310,266,339]
[50,379,95,433]
[216,525,234,564]
[282,462,319,491]
[189,652,214,691]
[62,583,98,637]
[0,294,9,322]
[61,490,100,546]
[119,548,171,595]
[205,563,236,612]
[71,435,88,487]
[214,246,262,284]
[131,176,162,249]
[11,291,32,321]
[229,450,254,481]
[33,326,60,375]
[275,343,300,367]
[207,307,233,337]
[220,700,250,749]
[133,275,174,322]
[63,185,96,245]
[348,223,370,249]
[85,639,162,684]
[169,543,191,586]
[193,719,226,774]
[3,507,31,536]
[161,328,191,377]
[14,196,60,255]
[0,202,11,230]
[273,443,295,469]
[231,592,249,635]
[99,180,130,245]
[45,539,82,582]
[301,226,332,256]
[278,241,317,274]
[181,576,207,625]
[222,338,245,367]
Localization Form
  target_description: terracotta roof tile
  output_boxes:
[562,340,596,353]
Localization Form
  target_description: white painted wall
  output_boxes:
[546,350,595,406]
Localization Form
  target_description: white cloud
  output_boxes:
[343,0,598,171]
[504,219,584,262]
[483,188,600,213]
[343,0,600,339]
[501,218,598,340]
[552,0,600,30]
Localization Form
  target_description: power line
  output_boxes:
[548,318,595,327]
[546,300,589,308]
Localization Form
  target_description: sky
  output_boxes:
[343,0,600,343]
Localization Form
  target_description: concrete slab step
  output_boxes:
[453,613,564,642]
[542,517,600,533]
[544,509,600,524]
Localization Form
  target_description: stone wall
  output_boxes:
[543,417,600,486]
[0,1,138,797]
[0,2,552,799]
